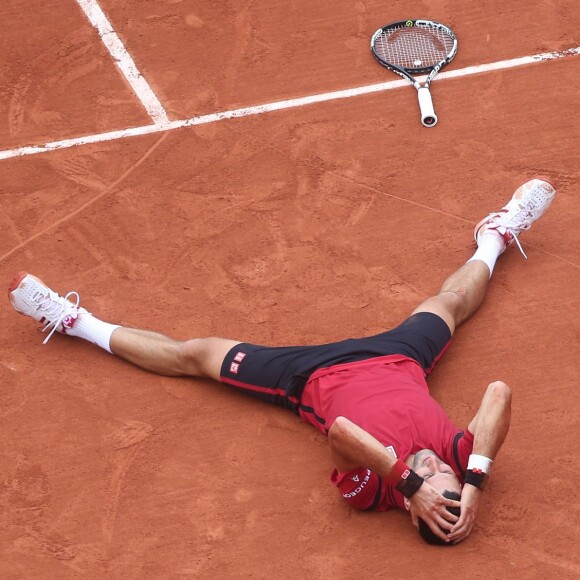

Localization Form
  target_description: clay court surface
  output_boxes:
[1,0,579,578]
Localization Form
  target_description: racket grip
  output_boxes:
[417,86,438,127]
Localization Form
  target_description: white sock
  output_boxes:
[467,230,506,277]
[68,312,120,353]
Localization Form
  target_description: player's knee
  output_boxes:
[177,338,208,373]
[438,290,467,322]
[450,288,468,310]
[179,337,225,377]
[487,380,512,402]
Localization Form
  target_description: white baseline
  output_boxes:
[75,0,169,124]
[0,46,578,162]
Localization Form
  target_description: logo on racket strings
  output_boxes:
[405,20,414,27]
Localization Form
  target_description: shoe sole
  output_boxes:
[8,272,48,312]
[8,271,28,295]
[532,175,556,189]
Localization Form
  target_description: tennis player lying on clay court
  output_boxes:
[9,178,556,544]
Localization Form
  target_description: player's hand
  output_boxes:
[447,484,483,543]
[408,481,460,543]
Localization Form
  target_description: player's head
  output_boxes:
[405,449,462,545]
[418,489,461,545]
[411,449,461,495]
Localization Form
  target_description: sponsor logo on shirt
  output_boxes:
[385,445,397,458]
[230,362,240,374]
[233,352,246,363]
[343,469,371,498]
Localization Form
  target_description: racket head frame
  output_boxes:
[370,19,458,88]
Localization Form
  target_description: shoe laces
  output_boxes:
[32,288,80,344]
[510,232,528,260]
[488,208,529,259]
[501,200,537,230]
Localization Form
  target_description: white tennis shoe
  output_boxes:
[9,272,85,344]
[474,177,557,258]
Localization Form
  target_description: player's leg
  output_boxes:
[110,329,239,380]
[411,260,490,336]
[8,272,238,381]
[8,272,357,409]
[412,177,556,335]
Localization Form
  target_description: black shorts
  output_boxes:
[219,312,452,411]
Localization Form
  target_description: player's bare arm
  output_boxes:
[448,380,512,543]
[329,416,461,543]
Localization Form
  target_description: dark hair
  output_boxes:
[417,490,461,546]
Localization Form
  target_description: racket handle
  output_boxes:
[417,86,438,127]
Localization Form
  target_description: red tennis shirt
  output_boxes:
[298,354,473,511]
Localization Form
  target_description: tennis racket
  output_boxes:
[371,19,457,127]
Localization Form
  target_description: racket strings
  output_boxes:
[374,25,454,69]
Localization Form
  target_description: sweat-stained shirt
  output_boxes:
[298,354,474,511]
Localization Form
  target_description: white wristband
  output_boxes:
[467,454,493,474]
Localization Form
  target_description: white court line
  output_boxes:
[75,0,169,124]
[0,46,578,162]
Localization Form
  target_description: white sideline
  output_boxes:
[0,46,578,161]
[75,0,169,124]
